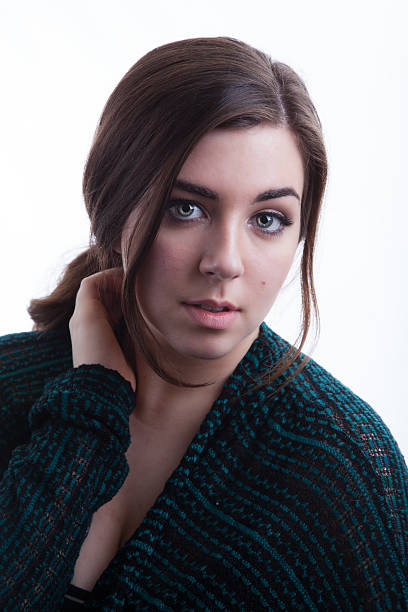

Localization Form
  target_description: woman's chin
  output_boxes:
[167,339,234,362]
[157,328,259,365]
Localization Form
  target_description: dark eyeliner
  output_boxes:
[253,211,294,237]
[165,198,203,223]
[166,199,294,237]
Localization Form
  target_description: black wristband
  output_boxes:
[66,583,92,601]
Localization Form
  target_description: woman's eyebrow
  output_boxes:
[173,179,300,203]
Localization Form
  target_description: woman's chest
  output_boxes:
[70,427,194,592]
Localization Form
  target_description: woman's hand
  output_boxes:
[69,268,136,392]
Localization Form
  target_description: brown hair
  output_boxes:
[28,36,327,390]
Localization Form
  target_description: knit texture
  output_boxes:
[0,323,407,611]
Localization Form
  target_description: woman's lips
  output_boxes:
[182,304,239,330]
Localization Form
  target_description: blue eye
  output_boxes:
[167,199,203,221]
[254,212,287,234]
[166,199,293,237]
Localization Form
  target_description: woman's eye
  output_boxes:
[166,200,293,235]
[167,200,203,221]
[253,212,291,235]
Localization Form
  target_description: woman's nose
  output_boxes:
[198,224,245,281]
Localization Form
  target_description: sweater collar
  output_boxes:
[174,321,287,474]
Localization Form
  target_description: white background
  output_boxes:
[1,1,407,459]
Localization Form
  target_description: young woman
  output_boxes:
[1,37,407,611]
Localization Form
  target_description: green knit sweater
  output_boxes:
[0,322,407,611]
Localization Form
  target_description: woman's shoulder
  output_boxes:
[257,322,407,470]
[0,326,72,368]
[0,327,73,398]
[245,324,408,580]
[259,322,381,411]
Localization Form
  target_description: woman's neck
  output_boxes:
[129,327,259,434]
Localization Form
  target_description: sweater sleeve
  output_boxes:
[0,362,136,612]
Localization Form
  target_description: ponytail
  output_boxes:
[28,245,122,331]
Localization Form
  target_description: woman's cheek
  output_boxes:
[252,250,295,295]
[151,236,196,275]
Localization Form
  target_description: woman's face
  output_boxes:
[124,123,304,365]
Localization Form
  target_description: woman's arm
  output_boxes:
[0,268,137,610]
[0,362,135,610]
